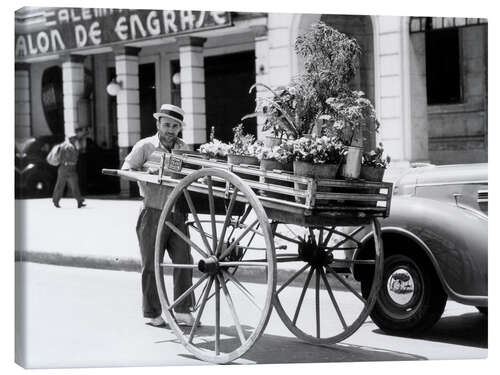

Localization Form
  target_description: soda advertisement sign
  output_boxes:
[15,8,232,60]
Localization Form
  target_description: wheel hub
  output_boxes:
[386,268,415,306]
[198,256,220,276]
[298,237,333,267]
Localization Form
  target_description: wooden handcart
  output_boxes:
[103,151,393,364]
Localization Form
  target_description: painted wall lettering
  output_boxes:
[15,8,232,60]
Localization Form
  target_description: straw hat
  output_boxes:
[153,104,185,125]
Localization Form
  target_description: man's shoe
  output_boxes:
[77,202,86,208]
[53,202,60,208]
[145,315,167,327]
[175,312,200,327]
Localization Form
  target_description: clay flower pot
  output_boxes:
[293,160,339,203]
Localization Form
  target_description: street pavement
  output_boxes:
[15,262,487,368]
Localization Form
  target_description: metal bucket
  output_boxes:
[341,146,363,179]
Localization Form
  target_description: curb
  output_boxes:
[15,250,354,290]
[15,250,141,273]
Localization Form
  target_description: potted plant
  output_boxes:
[245,22,380,180]
[227,124,260,166]
[290,136,345,179]
[360,143,391,182]
[198,126,230,161]
[322,90,380,179]
[255,144,294,198]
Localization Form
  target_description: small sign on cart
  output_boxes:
[168,156,183,172]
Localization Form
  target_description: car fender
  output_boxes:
[355,195,487,306]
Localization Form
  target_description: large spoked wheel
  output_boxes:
[154,168,276,364]
[273,219,383,344]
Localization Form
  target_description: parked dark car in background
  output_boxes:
[15,135,120,198]
[15,135,63,198]
[351,163,488,335]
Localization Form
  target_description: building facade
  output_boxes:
[15,7,488,194]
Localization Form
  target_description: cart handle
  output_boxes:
[102,168,119,176]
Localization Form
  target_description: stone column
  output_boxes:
[62,55,85,136]
[114,46,141,196]
[177,36,207,148]
[15,63,31,140]
[373,16,419,178]
[251,25,270,141]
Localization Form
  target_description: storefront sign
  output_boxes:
[15,8,232,60]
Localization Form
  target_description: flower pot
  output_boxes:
[293,160,339,204]
[360,165,385,182]
[227,154,259,166]
[228,154,259,181]
[340,146,363,179]
[259,158,293,200]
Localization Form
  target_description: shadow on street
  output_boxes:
[155,324,425,364]
[372,312,487,349]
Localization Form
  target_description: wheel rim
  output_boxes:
[273,219,383,344]
[154,168,276,364]
[386,268,416,306]
[379,260,424,320]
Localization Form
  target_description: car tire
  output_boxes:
[361,253,447,335]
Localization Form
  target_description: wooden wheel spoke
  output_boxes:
[222,270,261,312]
[321,227,336,247]
[218,261,268,267]
[217,274,246,345]
[325,265,366,305]
[219,219,259,260]
[160,263,199,269]
[216,187,240,256]
[308,228,317,246]
[188,277,214,344]
[165,221,209,259]
[318,228,324,247]
[274,231,302,245]
[319,267,347,330]
[228,203,252,240]
[215,276,220,355]
[184,190,213,255]
[206,177,218,253]
[293,266,315,325]
[276,264,310,294]
[330,258,375,265]
[167,274,209,312]
[283,223,303,242]
[315,268,320,338]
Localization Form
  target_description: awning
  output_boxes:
[410,17,487,33]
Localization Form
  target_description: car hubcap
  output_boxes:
[386,268,415,306]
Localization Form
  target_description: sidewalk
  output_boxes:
[15,198,145,272]
[14,198,299,278]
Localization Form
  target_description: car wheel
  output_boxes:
[361,253,447,335]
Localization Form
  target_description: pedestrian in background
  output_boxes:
[121,104,196,328]
[48,132,86,208]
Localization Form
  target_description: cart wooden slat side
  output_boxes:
[104,151,392,226]
[102,151,391,364]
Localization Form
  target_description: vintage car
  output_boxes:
[15,135,63,198]
[352,163,488,335]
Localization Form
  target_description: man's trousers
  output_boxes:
[52,166,83,205]
[136,207,193,318]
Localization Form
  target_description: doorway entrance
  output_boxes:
[204,51,256,143]
[139,63,157,138]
